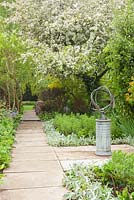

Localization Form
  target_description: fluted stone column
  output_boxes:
[96,119,112,156]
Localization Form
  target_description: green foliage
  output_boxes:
[104,0,134,116]
[95,151,134,194]
[63,164,117,200]
[44,120,95,146]
[0,110,14,170]
[117,187,134,200]
[0,30,35,110]
[112,136,134,147]
[63,151,134,199]
[39,112,57,121]
[0,108,20,179]
[110,112,134,140]
[54,113,96,138]
[6,0,124,94]
[110,116,123,139]
[44,120,133,147]
[119,118,134,137]
[62,77,89,113]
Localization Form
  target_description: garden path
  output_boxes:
[0,110,134,200]
[0,110,66,200]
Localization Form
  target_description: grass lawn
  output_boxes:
[23,104,35,111]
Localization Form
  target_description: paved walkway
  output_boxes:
[0,110,134,200]
[0,111,66,200]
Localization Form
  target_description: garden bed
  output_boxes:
[43,113,134,147]
[63,151,134,200]
[0,108,21,181]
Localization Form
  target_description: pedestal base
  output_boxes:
[96,151,112,156]
[96,119,112,156]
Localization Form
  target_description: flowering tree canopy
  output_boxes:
[5,0,124,79]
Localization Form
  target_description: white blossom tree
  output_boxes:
[4,0,124,92]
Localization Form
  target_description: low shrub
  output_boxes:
[110,113,134,139]
[119,118,134,137]
[44,120,95,146]
[39,112,57,121]
[111,119,123,139]
[54,113,96,138]
[39,88,65,113]
[94,151,134,195]
[0,108,21,180]
[63,165,117,200]
[44,120,134,147]
[63,151,134,200]
[35,100,45,115]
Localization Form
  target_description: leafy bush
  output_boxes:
[111,118,123,140]
[63,151,134,200]
[44,120,134,147]
[39,112,57,121]
[54,113,96,138]
[104,0,134,117]
[110,113,134,140]
[0,108,21,179]
[119,118,134,137]
[35,100,45,115]
[94,151,134,195]
[63,165,117,200]
[112,136,134,146]
[39,88,65,113]
[44,120,95,147]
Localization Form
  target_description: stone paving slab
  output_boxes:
[4,160,62,173]
[21,111,40,121]
[14,141,49,147]
[18,128,43,131]
[18,124,43,127]
[56,144,134,171]
[54,144,134,161]
[12,146,54,153]
[16,130,44,134]
[15,134,44,138]
[20,121,42,125]
[111,144,134,152]
[0,187,67,200]
[57,151,109,160]
[12,152,57,161]
[54,144,134,153]
[19,122,42,127]
[19,124,43,128]
[15,137,47,142]
[0,171,64,189]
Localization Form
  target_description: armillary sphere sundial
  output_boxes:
[91,86,115,156]
[91,86,115,119]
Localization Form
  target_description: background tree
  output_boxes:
[0,2,35,110]
[0,31,34,110]
[104,0,134,116]
[6,0,124,93]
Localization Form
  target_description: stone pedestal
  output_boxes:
[96,119,112,156]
